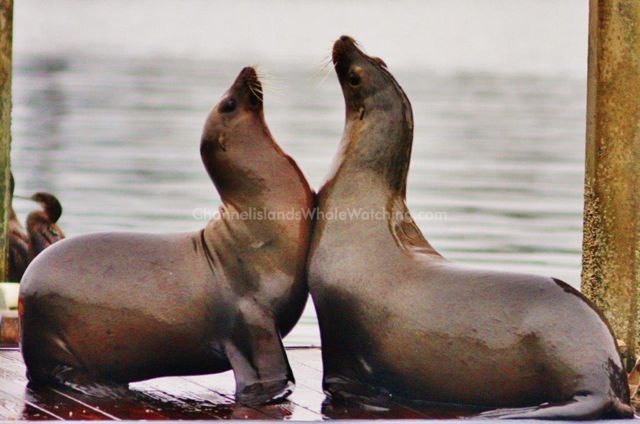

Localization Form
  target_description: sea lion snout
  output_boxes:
[331,36,400,119]
[213,67,263,118]
[332,36,389,80]
[233,66,263,111]
[339,35,355,43]
[332,35,362,73]
[238,66,258,85]
[201,67,266,155]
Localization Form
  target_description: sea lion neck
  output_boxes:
[200,67,289,212]
[202,123,292,211]
[322,37,414,202]
[314,37,438,256]
[200,66,312,251]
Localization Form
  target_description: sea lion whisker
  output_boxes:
[310,48,338,85]
[251,65,282,87]
[247,68,282,99]
[309,67,330,85]
[248,81,271,104]
[257,85,281,98]
[247,83,260,98]
[312,59,338,87]
[319,53,334,70]
[321,61,338,84]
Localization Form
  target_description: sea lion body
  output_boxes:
[21,232,233,382]
[308,36,633,419]
[20,67,313,405]
[22,228,304,382]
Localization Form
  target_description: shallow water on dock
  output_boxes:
[12,0,587,346]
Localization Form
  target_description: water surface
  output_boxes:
[12,1,588,345]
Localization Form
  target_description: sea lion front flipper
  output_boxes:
[225,303,295,406]
[479,393,634,420]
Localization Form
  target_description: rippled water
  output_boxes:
[11,1,588,345]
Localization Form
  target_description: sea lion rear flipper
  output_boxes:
[479,393,634,420]
[225,303,295,406]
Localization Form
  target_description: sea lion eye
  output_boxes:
[220,98,236,113]
[348,72,361,87]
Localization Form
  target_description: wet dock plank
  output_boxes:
[0,347,479,421]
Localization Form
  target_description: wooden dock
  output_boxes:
[1,310,638,421]
[0,347,486,421]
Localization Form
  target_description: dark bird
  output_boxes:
[8,174,30,282]
[26,192,65,261]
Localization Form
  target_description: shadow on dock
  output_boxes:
[0,347,488,421]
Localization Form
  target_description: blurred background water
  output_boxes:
[12,0,588,345]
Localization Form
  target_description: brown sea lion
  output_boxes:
[26,192,65,262]
[8,173,30,282]
[307,36,633,419]
[19,67,314,405]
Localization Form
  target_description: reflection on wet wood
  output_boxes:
[0,310,19,347]
[0,347,483,420]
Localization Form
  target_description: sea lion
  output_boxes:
[19,67,314,405]
[26,192,65,261]
[8,174,30,282]
[307,36,633,419]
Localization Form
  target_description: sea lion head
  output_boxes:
[201,66,264,153]
[332,35,411,124]
[200,67,299,206]
[330,36,413,195]
[199,67,271,198]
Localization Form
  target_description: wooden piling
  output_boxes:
[582,0,640,370]
[0,0,11,283]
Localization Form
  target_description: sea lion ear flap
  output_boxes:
[371,57,387,68]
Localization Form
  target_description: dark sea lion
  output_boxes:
[26,192,65,261]
[307,36,633,419]
[20,67,314,405]
[8,174,30,282]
